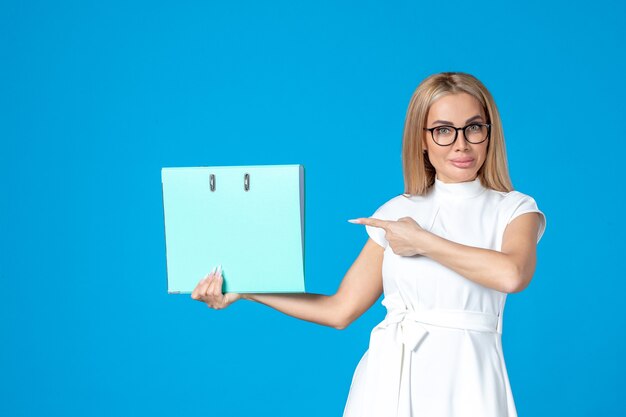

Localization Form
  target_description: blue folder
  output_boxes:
[161,165,305,294]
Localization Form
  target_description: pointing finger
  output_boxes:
[348,217,389,229]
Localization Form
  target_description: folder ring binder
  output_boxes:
[210,173,252,192]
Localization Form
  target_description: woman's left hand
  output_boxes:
[348,216,430,256]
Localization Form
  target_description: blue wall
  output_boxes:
[1,1,624,416]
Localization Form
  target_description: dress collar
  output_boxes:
[432,175,486,200]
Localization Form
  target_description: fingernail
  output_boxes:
[347,219,359,223]
[217,264,222,276]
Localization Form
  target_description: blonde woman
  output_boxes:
[192,72,546,417]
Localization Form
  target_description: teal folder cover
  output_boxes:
[161,165,305,294]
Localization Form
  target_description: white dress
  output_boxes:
[342,176,546,417]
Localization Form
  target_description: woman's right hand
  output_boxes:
[191,266,242,309]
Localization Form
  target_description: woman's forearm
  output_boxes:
[421,232,517,293]
[241,292,342,329]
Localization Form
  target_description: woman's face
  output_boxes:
[423,93,489,183]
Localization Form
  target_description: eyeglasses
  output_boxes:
[423,123,491,146]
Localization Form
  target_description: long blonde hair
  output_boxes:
[402,72,513,195]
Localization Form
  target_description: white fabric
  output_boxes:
[342,176,546,417]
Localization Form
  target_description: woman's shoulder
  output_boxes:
[369,193,420,218]
[486,188,539,208]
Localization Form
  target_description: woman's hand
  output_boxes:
[348,216,431,256]
[191,266,242,309]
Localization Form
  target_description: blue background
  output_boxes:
[1,1,624,416]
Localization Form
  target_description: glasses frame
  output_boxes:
[423,123,492,146]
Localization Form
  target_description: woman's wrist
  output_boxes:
[416,229,436,256]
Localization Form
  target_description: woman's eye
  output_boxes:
[437,127,451,135]
[468,124,481,132]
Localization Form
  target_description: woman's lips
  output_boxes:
[450,158,474,168]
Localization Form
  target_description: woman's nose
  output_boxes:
[453,130,470,150]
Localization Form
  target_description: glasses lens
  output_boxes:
[465,124,489,143]
[433,126,456,145]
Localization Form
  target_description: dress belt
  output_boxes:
[376,308,501,351]
[362,308,502,417]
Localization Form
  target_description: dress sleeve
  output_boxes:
[365,205,389,249]
[506,192,547,243]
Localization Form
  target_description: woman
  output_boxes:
[191,72,546,417]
